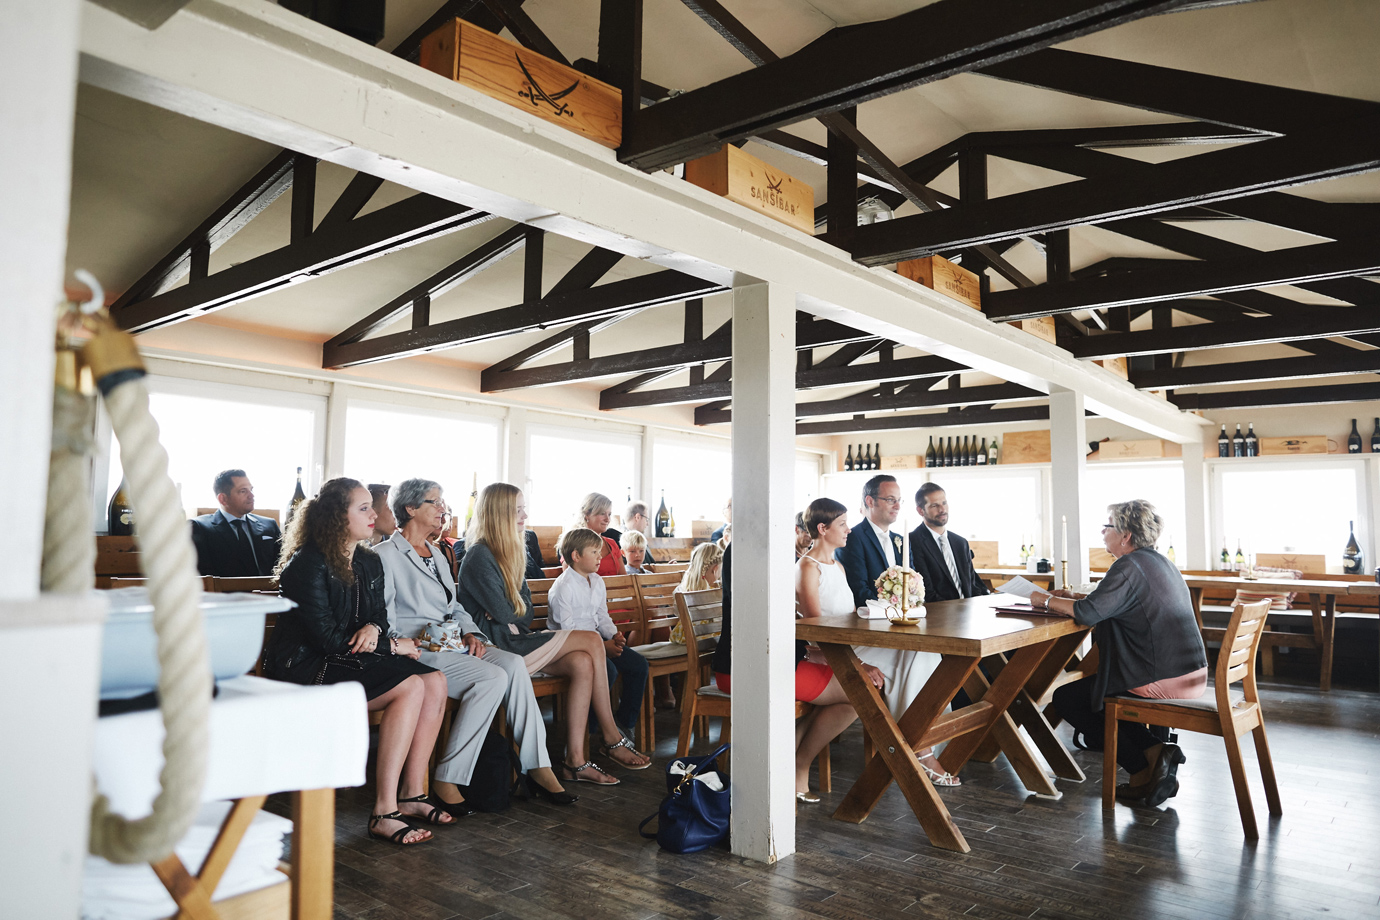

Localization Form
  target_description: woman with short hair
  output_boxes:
[1032,500,1207,808]
[572,492,627,577]
[264,478,451,845]
[459,483,651,785]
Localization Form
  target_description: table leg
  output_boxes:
[150,794,269,920]
[1320,595,1337,693]
[972,632,1090,778]
[1190,587,1205,631]
[819,643,975,853]
[939,639,1061,798]
[292,788,335,920]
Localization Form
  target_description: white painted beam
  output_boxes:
[1050,386,1088,589]
[729,278,796,862]
[77,0,1207,444]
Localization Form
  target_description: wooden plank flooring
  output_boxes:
[270,676,1380,920]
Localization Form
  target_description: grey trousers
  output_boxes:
[418,647,551,779]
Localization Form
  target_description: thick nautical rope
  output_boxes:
[41,386,97,594]
[82,378,212,863]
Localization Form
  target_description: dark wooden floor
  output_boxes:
[272,671,1380,920]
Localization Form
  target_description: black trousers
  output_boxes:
[1051,675,1162,774]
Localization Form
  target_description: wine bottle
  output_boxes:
[988,437,999,465]
[1244,423,1258,458]
[108,475,134,536]
[857,444,866,469]
[1218,425,1229,458]
[286,466,307,527]
[976,437,988,466]
[955,436,965,467]
[965,436,974,466]
[1232,424,1244,458]
[1220,541,1230,571]
[1372,418,1380,453]
[1235,540,1245,571]
[668,506,677,537]
[874,443,882,470]
[861,444,871,470]
[944,437,953,467]
[465,472,478,529]
[1349,419,1362,453]
[656,491,670,538]
[1344,520,1363,574]
[1167,541,1177,565]
[925,436,937,468]
[844,445,854,471]
[1019,539,1028,563]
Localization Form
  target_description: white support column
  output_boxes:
[640,424,656,511]
[729,277,797,863]
[2,0,80,600]
[1049,386,1088,589]
[1182,441,1208,570]
[505,407,528,490]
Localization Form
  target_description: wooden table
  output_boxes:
[1182,576,1371,692]
[797,595,1088,853]
[975,568,1055,592]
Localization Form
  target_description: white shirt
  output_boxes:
[922,522,948,545]
[869,517,900,566]
[547,568,616,640]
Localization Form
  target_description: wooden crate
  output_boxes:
[1256,552,1327,572]
[684,144,814,234]
[691,519,722,540]
[1002,430,1051,464]
[881,454,919,470]
[1011,316,1057,344]
[897,255,980,310]
[419,19,621,148]
[1260,436,1328,456]
[1094,356,1128,379]
[1089,547,1117,570]
[970,540,999,568]
[1092,439,1182,461]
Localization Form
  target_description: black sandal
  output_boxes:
[398,793,458,825]
[368,811,430,846]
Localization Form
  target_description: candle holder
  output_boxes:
[1060,559,1068,592]
[886,570,924,626]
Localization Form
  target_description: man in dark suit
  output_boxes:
[189,469,283,577]
[909,482,989,603]
[836,474,906,607]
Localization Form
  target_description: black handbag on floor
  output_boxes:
[455,727,520,812]
[638,743,731,853]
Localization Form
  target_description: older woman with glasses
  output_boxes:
[1031,500,1207,809]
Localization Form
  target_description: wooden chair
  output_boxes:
[210,575,279,593]
[108,575,214,591]
[631,572,690,749]
[646,562,688,575]
[525,577,571,711]
[1103,599,1280,837]
[673,589,829,791]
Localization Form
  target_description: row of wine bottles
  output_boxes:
[654,491,677,538]
[1348,418,1380,454]
[843,443,883,471]
[926,435,998,468]
[1216,424,1259,458]
[1217,523,1365,575]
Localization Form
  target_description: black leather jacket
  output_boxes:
[264,543,389,684]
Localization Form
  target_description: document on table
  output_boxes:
[997,575,1041,599]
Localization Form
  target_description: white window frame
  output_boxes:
[525,421,643,524]
[344,394,504,490]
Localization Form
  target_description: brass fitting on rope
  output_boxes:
[77,309,146,396]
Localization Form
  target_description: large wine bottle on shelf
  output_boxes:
[988,437,999,465]
[976,437,988,465]
[844,445,854,471]
[1235,540,1245,571]
[1232,424,1245,457]
[655,491,670,537]
[1344,521,1364,574]
[1349,419,1363,453]
[874,443,882,470]
[108,475,134,536]
[944,437,953,467]
[1220,541,1230,571]
[285,466,307,527]
[1372,418,1380,453]
[925,436,937,468]
[1244,424,1258,458]
[1218,425,1230,457]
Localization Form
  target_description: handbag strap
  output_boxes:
[673,741,732,792]
[638,811,660,839]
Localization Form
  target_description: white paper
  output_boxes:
[998,575,1040,599]
[858,601,890,619]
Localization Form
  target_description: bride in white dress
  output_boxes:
[796,499,960,786]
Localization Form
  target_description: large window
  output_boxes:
[344,401,500,506]
[795,454,823,516]
[823,467,1043,565]
[104,378,326,522]
[1215,460,1365,569]
[1086,461,1186,564]
[527,427,639,527]
[650,438,730,534]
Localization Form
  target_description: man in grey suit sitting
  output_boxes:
[377,478,575,812]
[189,469,282,577]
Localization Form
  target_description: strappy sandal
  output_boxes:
[398,793,458,824]
[918,757,962,787]
[600,736,652,770]
[561,761,620,785]
[368,811,430,846]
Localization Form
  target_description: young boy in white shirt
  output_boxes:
[549,528,649,740]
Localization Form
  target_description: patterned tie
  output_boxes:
[232,518,259,575]
[938,533,962,595]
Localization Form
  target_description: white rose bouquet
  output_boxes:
[874,565,924,608]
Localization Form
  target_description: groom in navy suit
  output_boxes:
[837,474,906,607]
[908,482,988,602]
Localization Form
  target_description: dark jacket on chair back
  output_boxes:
[263,544,388,684]
[908,525,989,602]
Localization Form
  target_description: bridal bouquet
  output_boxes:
[875,565,924,607]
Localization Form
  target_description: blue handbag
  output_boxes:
[638,743,731,853]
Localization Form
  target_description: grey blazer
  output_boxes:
[456,542,554,658]
[376,533,482,640]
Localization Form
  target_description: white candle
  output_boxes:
[1062,515,1068,563]
[901,513,910,571]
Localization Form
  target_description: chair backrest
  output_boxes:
[1217,598,1273,706]
[196,507,280,523]
[634,572,684,640]
[108,575,214,591]
[528,526,562,568]
[541,565,563,578]
[527,576,556,629]
[673,588,724,686]
[647,562,688,574]
[601,574,639,628]
[211,575,279,594]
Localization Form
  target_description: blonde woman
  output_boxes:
[572,492,626,577]
[458,483,651,784]
[677,541,724,593]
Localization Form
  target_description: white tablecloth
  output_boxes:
[93,676,368,818]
